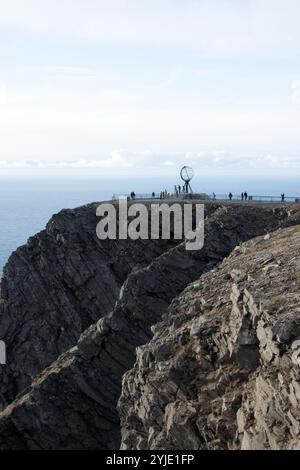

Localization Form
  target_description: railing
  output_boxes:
[211,194,299,203]
[112,193,161,200]
[112,193,300,203]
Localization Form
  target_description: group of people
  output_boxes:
[129,185,191,201]
[228,192,286,202]
[233,192,248,201]
[174,185,182,197]
[213,192,249,201]
[227,192,248,201]
[130,190,288,203]
[160,190,170,199]
[160,185,185,199]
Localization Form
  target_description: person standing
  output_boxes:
[229,192,233,201]
[241,193,244,201]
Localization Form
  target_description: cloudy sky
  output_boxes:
[0,0,300,176]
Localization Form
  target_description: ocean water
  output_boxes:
[0,174,299,275]
[0,176,174,275]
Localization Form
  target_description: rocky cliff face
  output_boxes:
[119,223,300,450]
[0,202,179,409]
[0,201,299,449]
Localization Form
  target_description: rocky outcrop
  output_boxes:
[119,224,300,450]
[0,202,179,409]
[0,201,300,449]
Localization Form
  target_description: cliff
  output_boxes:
[0,201,300,449]
[119,223,300,450]
[0,202,179,409]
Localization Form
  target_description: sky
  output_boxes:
[0,0,300,178]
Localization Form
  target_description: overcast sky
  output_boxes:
[0,0,300,176]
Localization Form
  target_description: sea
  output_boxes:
[0,174,299,275]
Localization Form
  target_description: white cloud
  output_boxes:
[291,80,300,105]
[159,66,186,89]
[0,81,8,105]
[1,0,300,57]
[0,151,299,172]
[183,151,300,170]
[1,1,300,171]
[42,66,97,81]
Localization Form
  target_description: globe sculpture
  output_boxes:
[180,166,194,193]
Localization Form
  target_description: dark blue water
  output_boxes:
[0,175,299,275]
[0,176,174,274]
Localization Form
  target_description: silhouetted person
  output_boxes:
[241,193,244,201]
[152,192,155,198]
[212,192,216,200]
[244,192,248,201]
[130,191,135,200]
[178,185,181,194]
[229,192,233,201]
[281,193,285,202]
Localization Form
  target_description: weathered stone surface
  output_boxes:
[0,202,179,409]
[0,202,296,448]
[119,223,300,450]
[0,202,299,449]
